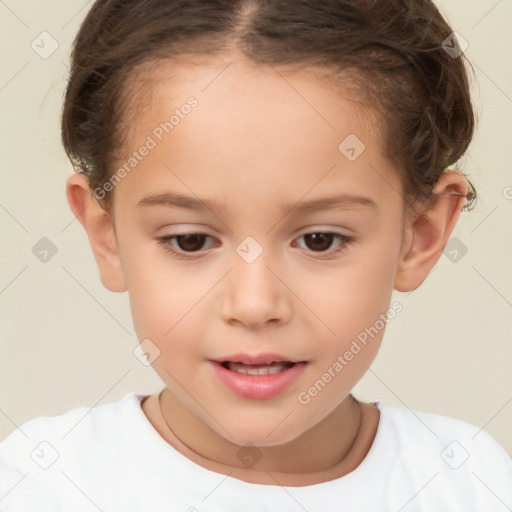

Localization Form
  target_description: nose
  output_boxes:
[220,248,292,330]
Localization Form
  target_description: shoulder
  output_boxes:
[378,401,510,459]
[0,393,146,510]
[0,392,142,459]
[377,401,512,468]
[374,401,512,508]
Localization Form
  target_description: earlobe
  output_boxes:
[394,170,469,292]
[66,173,127,293]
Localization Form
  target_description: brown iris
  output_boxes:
[175,234,207,252]
[303,233,334,252]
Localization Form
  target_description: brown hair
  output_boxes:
[61,0,477,217]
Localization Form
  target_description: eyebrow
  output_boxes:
[137,192,378,214]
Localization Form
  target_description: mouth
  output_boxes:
[209,355,308,399]
[220,360,296,375]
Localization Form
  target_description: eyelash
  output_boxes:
[156,232,354,260]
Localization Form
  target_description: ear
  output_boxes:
[66,173,127,292]
[394,170,468,292]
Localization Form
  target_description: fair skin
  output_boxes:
[66,54,468,486]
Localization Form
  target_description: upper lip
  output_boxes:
[210,353,305,365]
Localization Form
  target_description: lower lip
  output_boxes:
[209,361,307,400]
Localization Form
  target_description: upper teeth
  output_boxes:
[226,362,291,375]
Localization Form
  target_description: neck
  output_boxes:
[158,387,364,476]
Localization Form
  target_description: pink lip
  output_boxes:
[208,360,307,400]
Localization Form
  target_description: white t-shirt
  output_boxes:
[0,393,511,511]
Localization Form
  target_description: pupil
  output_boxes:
[305,233,332,251]
[177,234,205,251]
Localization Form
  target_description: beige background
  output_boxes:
[1,0,511,457]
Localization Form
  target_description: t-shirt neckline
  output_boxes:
[126,392,389,494]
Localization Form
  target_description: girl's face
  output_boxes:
[112,56,405,445]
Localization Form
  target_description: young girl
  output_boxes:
[1,0,511,510]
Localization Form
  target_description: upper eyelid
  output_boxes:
[159,225,353,236]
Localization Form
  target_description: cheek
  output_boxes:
[121,238,201,339]
[293,249,399,417]
[128,268,197,340]
[127,268,210,384]
[303,241,399,337]
[296,233,401,390]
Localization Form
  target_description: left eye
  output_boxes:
[294,232,352,254]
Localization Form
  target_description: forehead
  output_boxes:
[125,54,375,149]
[112,54,401,213]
